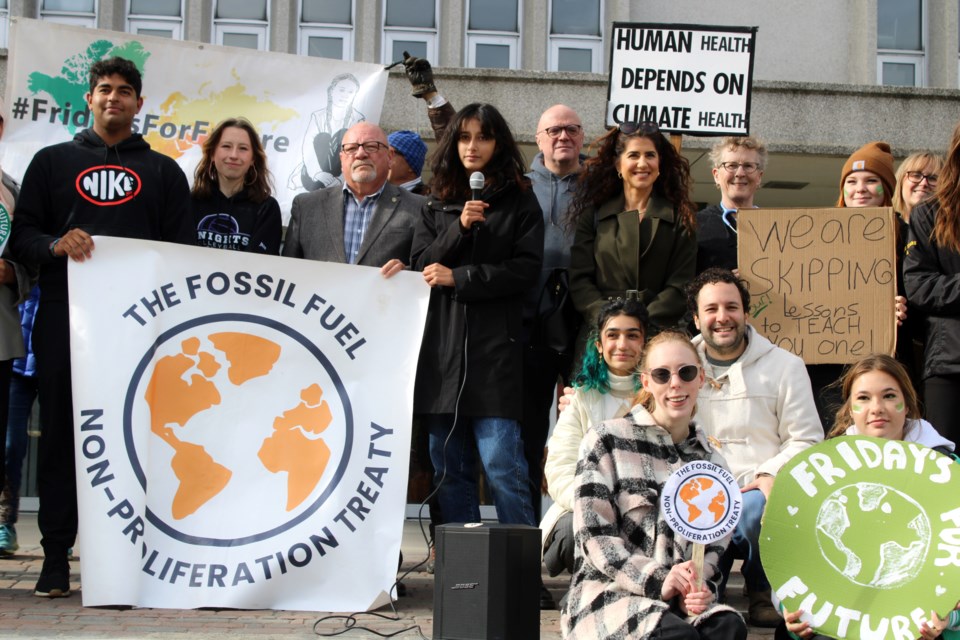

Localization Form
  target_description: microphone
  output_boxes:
[469,171,484,201]
[469,171,485,231]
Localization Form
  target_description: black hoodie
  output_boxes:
[10,128,193,301]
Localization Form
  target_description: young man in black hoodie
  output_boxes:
[10,56,193,597]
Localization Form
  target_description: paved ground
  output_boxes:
[0,513,776,639]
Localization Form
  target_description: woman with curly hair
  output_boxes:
[568,122,697,339]
[191,117,281,255]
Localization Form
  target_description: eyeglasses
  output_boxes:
[340,141,387,155]
[646,365,701,385]
[618,122,661,135]
[718,162,760,174]
[539,124,582,138]
[905,171,938,186]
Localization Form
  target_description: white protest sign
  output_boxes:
[607,23,757,135]
[68,238,429,611]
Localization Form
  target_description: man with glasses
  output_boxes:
[283,122,425,276]
[686,267,822,627]
[696,137,767,274]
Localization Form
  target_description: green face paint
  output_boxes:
[844,188,853,199]
[895,402,905,412]
[876,184,884,195]
[851,404,864,414]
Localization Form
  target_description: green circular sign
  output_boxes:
[761,436,960,639]
[0,203,10,249]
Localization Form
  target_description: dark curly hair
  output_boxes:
[429,103,527,202]
[566,126,696,234]
[89,57,142,97]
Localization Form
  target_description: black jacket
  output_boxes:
[191,189,282,255]
[903,201,960,378]
[695,203,737,273]
[10,129,193,301]
[411,181,544,419]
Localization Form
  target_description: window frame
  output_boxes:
[465,0,521,70]
[213,0,270,51]
[381,0,439,65]
[547,0,603,72]
[0,2,8,48]
[876,0,927,87]
[39,0,98,28]
[298,0,354,60]
[127,0,183,40]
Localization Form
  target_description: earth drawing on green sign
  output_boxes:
[761,436,960,640]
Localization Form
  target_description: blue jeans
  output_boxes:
[1,373,38,525]
[718,489,769,595]
[426,414,536,527]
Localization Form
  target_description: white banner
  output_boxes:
[68,237,428,610]
[2,18,388,221]
[606,23,757,135]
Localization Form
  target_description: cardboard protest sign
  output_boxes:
[761,436,960,639]
[606,23,757,135]
[738,207,896,365]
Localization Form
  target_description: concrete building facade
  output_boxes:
[0,1,957,206]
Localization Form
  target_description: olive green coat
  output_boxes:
[569,193,697,335]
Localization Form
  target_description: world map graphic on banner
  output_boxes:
[3,19,388,220]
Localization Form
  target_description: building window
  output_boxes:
[382,0,437,65]
[0,0,8,48]
[40,0,97,28]
[466,0,520,69]
[877,0,925,87]
[548,0,601,72]
[127,0,182,39]
[299,0,353,60]
[214,0,269,51]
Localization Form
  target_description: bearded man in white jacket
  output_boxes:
[688,268,823,628]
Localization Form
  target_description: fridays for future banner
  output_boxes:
[761,437,960,639]
[1,18,388,221]
[68,238,428,610]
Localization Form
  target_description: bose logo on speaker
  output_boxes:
[451,582,480,590]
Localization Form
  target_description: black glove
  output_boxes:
[402,51,437,98]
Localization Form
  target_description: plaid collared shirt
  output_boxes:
[342,182,385,264]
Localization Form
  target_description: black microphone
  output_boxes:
[469,171,485,231]
[469,171,484,201]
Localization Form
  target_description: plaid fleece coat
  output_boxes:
[561,404,740,639]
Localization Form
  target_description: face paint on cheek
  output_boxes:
[895,402,905,412]
[845,188,853,199]
[876,184,884,196]
[851,404,864,414]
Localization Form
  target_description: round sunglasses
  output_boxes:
[645,364,700,385]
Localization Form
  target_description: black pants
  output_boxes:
[521,346,572,518]
[0,359,12,499]
[653,611,747,640]
[923,374,960,444]
[34,301,76,558]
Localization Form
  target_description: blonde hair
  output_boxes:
[635,330,699,414]
[893,151,943,217]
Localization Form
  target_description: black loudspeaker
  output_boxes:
[433,523,541,640]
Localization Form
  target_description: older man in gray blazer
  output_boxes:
[282,122,426,276]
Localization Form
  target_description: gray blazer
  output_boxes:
[0,171,35,361]
[282,182,425,267]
